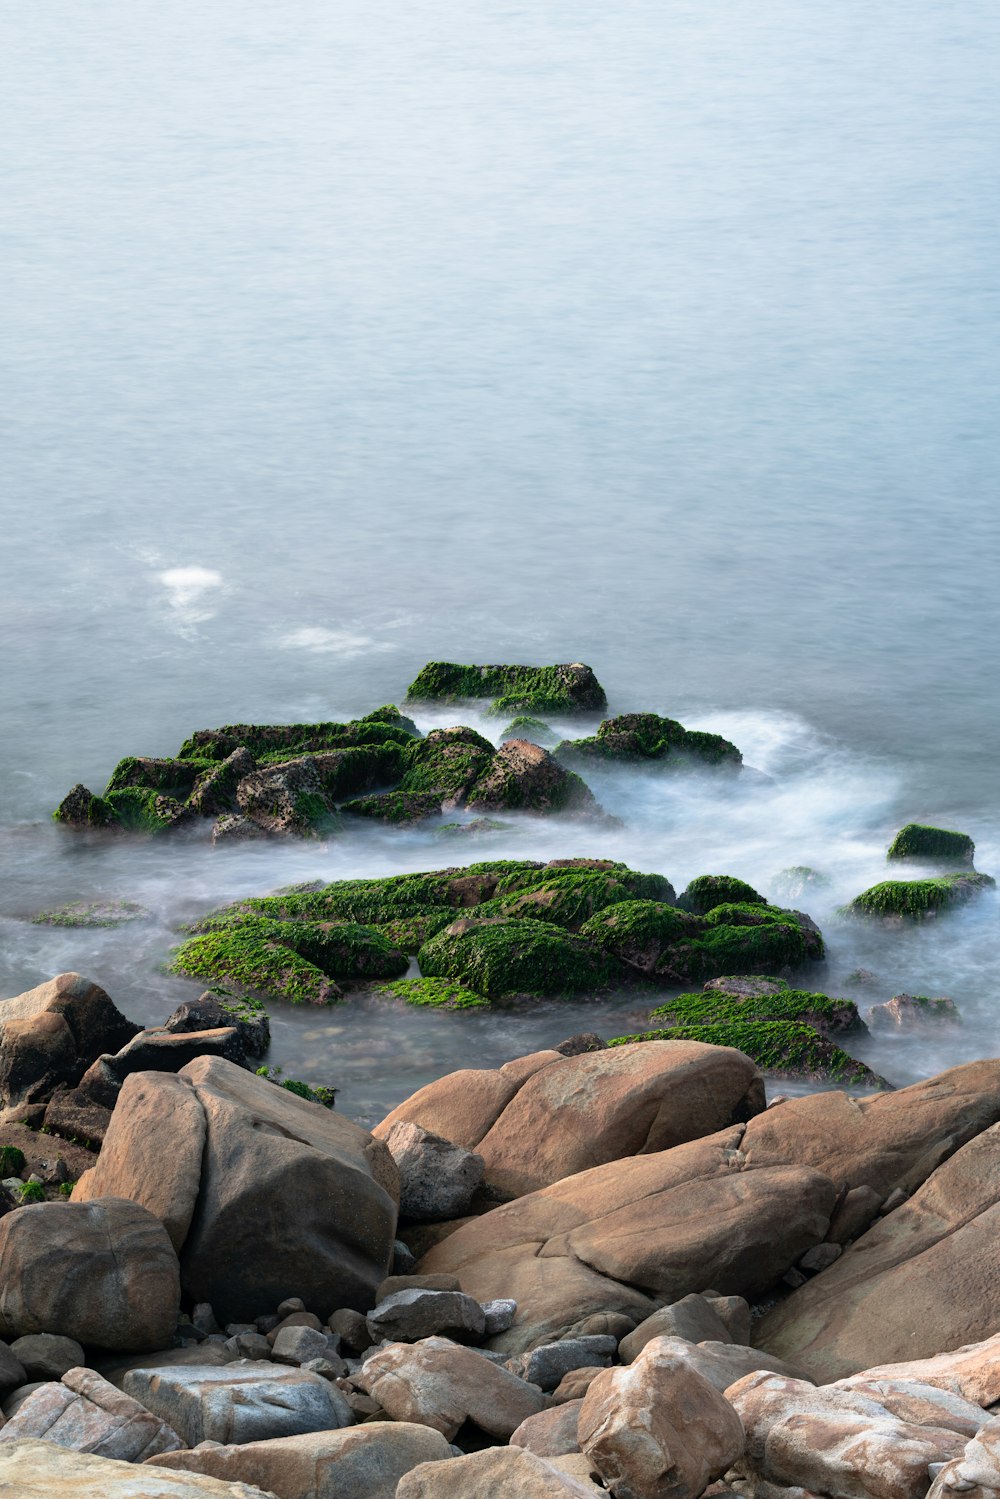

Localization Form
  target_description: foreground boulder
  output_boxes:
[419,1124,836,1353]
[151,1424,453,1499]
[834,1334,1000,1407]
[756,1122,1000,1380]
[0,1440,274,1497]
[124,1362,350,1446]
[397,1445,605,1496]
[356,1335,546,1438]
[578,1335,745,1498]
[0,1366,183,1461]
[927,1414,1000,1499]
[73,1057,398,1325]
[0,972,139,1109]
[376,1040,764,1199]
[0,1198,179,1350]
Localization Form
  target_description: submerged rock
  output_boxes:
[555,711,742,772]
[405,661,607,715]
[887,822,976,865]
[31,899,149,928]
[648,984,866,1037]
[868,993,962,1030]
[845,872,995,920]
[416,915,627,1000]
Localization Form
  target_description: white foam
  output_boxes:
[278,627,394,658]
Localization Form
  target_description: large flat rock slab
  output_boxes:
[0,1437,276,1497]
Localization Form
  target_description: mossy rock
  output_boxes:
[375,977,490,1010]
[177,715,417,763]
[358,704,420,737]
[405,661,606,715]
[477,866,676,932]
[579,900,702,974]
[678,875,766,915]
[609,1021,887,1088]
[105,756,215,800]
[170,929,341,1006]
[104,788,191,834]
[341,791,444,824]
[304,744,408,801]
[703,975,789,998]
[417,916,628,999]
[399,728,495,802]
[0,1146,26,1177]
[671,907,819,983]
[374,909,458,953]
[433,818,513,839]
[191,913,408,981]
[770,867,831,903]
[555,712,741,772]
[465,741,600,817]
[649,987,865,1036]
[498,716,557,745]
[886,823,975,866]
[32,899,150,928]
[844,873,996,920]
[53,784,118,829]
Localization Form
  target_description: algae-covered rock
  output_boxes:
[498,715,557,745]
[341,790,444,823]
[417,916,628,999]
[32,900,149,928]
[53,784,117,829]
[678,874,766,914]
[649,987,865,1036]
[845,872,995,920]
[466,740,600,816]
[376,978,490,1010]
[579,900,702,973]
[169,927,344,1006]
[610,1022,887,1088]
[234,758,341,837]
[104,788,192,834]
[405,661,607,715]
[555,712,741,771]
[887,823,976,865]
[105,755,213,799]
[177,712,418,762]
[475,864,676,929]
[399,727,495,805]
[188,747,256,817]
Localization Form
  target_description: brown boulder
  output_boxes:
[467,740,599,816]
[756,1123,1000,1381]
[0,973,139,1109]
[0,1365,183,1461]
[578,1335,745,1499]
[397,1446,605,1497]
[419,1125,836,1353]
[376,1041,764,1199]
[0,1198,179,1350]
[512,1400,585,1458]
[74,1058,399,1325]
[833,1335,1000,1408]
[0,1439,275,1496]
[355,1335,546,1439]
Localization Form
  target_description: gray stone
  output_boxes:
[124,1360,353,1447]
[78,1028,243,1109]
[506,1337,618,1391]
[619,1294,734,1361]
[224,1333,271,1361]
[383,1121,485,1222]
[328,1309,371,1354]
[93,1344,236,1389]
[799,1241,843,1273]
[0,1366,184,1461]
[2,1381,46,1417]
[0,1340,27,1395]
[270,1325,337,1366]
[276,1298,306,1317]
[9,1334,85,1381]
[375,1274,461,1302]
[367,1289,486,1344]
[482,1299,517,1335]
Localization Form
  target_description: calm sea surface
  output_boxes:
[2,1,998,1122]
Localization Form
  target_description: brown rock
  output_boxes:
[627,1335,810,1391]
[833,1336,1000,1408]
[0,1438,274,1495]
[619,1294,735,1361]
[835,1379,987,1438]
[148,1422,452,1498]
[926,1414,1000,1499]
[0,1366,183,1461]
[578,1335,745,1499]
[355,1335,546,1440]
[0,1198,179,1350]
[551,1367,605,1403]
[756,1124,1000,1381]
[419,1125,836,1353]
[396,1446,605,1497]
[0,973,139,1109]
[512,1400,584,1457]
[467,740,600,817]
[377,1041,764,1200]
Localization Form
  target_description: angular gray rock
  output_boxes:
[382,1121,485,1221]
[0,1198,179,1350]
[78,1027,243,1108]
[506,1337,618,1392]
[9,1334,85,1381]
[366,1288,486,1344]
[0,1366,184,1462]
[618,1293,735,1361]
[123,1361,352,1446]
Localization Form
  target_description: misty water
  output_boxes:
[2,0,999,1125]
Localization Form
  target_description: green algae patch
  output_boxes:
[555,712,741,772]
[358,704,420,737]
[170,929,341,1006]
[417,916,627,999]
[376,977,490,1010]
[341,791,444,824]
[579,900,703,974]
[678,875,766,915]
[400,728,494,801]
[32,899,150,928]
[609,1021,887,1087]
[498,716,557,745]
[886,823,976,865]
[844,873,996,920]
[649,987,864,1036]
[476,865,676,930]
[405,661,607,715]
[53,785,118,829]
[103,788,190,834]
[374,909,457,953]
[189,913,408,980]
[177,716,418,763]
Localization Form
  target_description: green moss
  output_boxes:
[58,1181,75,1197]
[342,791,443,824]
[400,729,494,800]
[177,718,417,763]
[679,912,812,979]
[0,1146,26,1176]
[417,916,627,999]
[886,823,975,865]
[555,713,741,771]
[844,873,996,920]
[498,716,557,745]
[32,900,149,928]
[255,1067,337,1108]
[170,928,341,1006]
[189,913,407,981]
[377,977,490,1010]
[292,789,341,834]
[52,785,116,828]
[678,875,766,914]
[358,705,421,737]
[406,661,607,714]
[104,788,189,834]
[476,866,676,930]
[579,900,702,974]
[374,909,456,953]
[207,870,468,928]
[649,988,864,1034]
[105,756,214,799]
[17,1181,46,1204]
[609,1021,886,1087]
